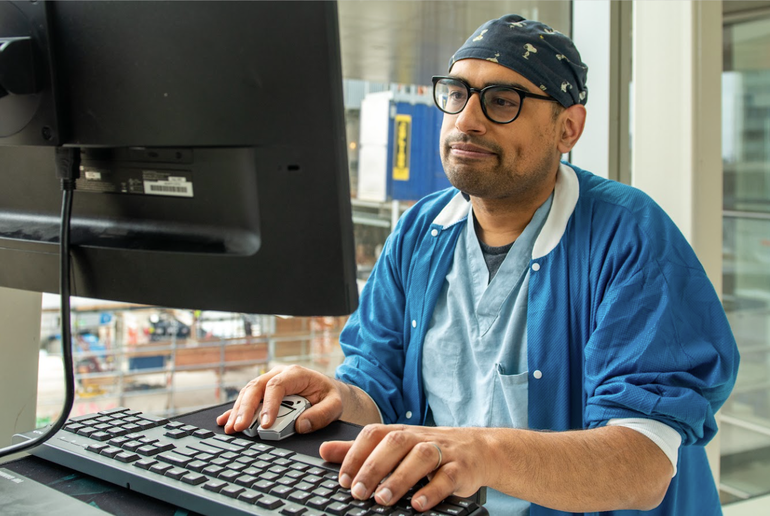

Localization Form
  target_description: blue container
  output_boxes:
[387,102,450,201]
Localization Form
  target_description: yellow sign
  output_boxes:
[392,114,411,181]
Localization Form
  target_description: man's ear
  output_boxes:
[556,104,587,154]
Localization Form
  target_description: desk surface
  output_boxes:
[3,402,362,515]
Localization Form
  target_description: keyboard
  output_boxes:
[15,408,489,516]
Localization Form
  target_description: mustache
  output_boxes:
[442,133,502,155]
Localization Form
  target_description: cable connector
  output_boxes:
[55,146,81,191]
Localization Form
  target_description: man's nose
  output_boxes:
[454,92,487,134]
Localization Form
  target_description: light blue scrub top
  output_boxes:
[422,194,553,516]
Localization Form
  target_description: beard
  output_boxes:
[440,132,558,201]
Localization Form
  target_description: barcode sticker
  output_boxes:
[144,179,194,197]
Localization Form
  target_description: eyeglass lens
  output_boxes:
[434,78,523,123]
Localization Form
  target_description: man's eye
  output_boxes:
[447,90,466,101]
[487,94,520,109]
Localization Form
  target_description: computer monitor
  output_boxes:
[0,0,358,316]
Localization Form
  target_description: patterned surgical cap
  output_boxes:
[449,14,588,107]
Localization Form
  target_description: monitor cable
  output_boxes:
[0,147,80,460]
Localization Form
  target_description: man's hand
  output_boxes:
[319,424,673,513]
[216,365,345,434]
[216,365,381,435]
[320,425,491,512]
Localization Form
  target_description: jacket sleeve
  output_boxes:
[582,207,740,447]
[335,224,409,425]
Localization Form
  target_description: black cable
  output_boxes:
[0,147,79,459]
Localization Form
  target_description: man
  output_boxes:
[218,15,739,515]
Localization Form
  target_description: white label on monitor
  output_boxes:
[143,178,194,197]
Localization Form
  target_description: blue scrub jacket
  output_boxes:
[337,163,740,516]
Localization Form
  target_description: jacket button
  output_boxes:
[406,411,413,419]
[412,320,417,328]
[531,263,541,272]
[431,229,439,237]
[533,370,543,379]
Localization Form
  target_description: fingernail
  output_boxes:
[352,482,368,500]
[261,413,270,427]
[339,473,352,488]
[414,495,428,511]
[376,487,393,505]
[298,419,312,433]
[235,414,243,426]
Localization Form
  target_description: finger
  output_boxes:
[226,375,272,433]
[335,424,391,491]
[374,441,444,506]
[295,396,343,434]
[346,426,417,500]
[215,409,233,426]
[410,467,460,512]
[258,376,287,429]
[318,440,354,464]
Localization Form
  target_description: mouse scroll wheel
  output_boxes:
[280,401,293,408]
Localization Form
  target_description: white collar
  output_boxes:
[432,163,579,259]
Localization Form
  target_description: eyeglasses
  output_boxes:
[432,76,559,124]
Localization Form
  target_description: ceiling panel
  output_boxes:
[337,0,572,85]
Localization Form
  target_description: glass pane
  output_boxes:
[721,11,770,504]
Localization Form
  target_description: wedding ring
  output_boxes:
[430,442,443,471]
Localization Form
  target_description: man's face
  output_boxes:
[439,58,563,202]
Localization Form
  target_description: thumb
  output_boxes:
[295,398,342,434]
[319,440,354,463]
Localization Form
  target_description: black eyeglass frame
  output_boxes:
[432,75,560,124]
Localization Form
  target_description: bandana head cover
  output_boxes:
[449,14,588,108]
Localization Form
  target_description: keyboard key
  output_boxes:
[311,486,334,498]
[99,407,129,416]
[280,505,308,516]
[90,431,111,442]
[165,467,188,480]
[149,463,173,475]
[86,443,109,453]
[188,443,222,456]
[181,472,207,485]
[256,495,283,510]
[238,489,262,504]
[307,495,331,510]
[271,448,295,459]
[218,469,241,482]
[344,509,369,516]
[277,476,299,487]
[99,446,123,458]
[133,458,157,470]
[253,479,275,493]
[69,413,101,423]
[63,423,84,433]
[270,484,294,498]
[192,428,215,439]
[202,465,225,477]
[221,485,246,498]
[115,452,140,463]
[200,438,245,453]
[164,429,189,439]
[326,502,352,515]
[234,474,259,487]
[165,421,185,430]
[187,460,208,472]
[213,434,235,443]
[157,452,193,468]
[137,445,162,456]
[139,414,169,425]
[433,502,469,516]
[288,490,313,505]
[202,479,228,493]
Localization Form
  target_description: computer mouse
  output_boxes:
[242,394,311,440]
